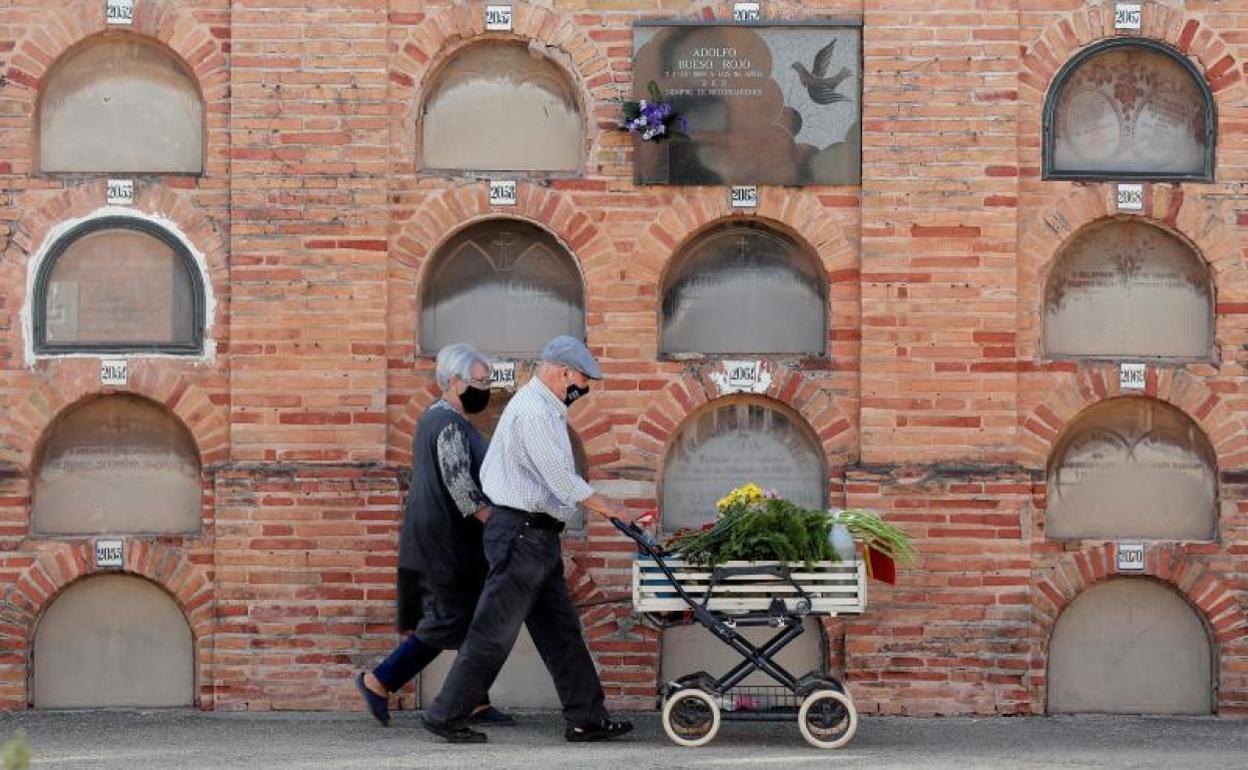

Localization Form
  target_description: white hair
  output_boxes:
[435,343,491,391]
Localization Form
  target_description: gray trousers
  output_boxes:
[425,507,608,728]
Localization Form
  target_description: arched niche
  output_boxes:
[1046,397,1216,541]
[34,217,206,354]
[658,397,828,687]
[32,394,203,536]
[418,219,585,357]
[421,42,584,173]
[661,222,826,357]
[660,397,826,533]
[33,574,194,708]
[39,34,204,173]
[1043,219,1212,360]
[1044,38,1214,181]
[1048,578,1212,714]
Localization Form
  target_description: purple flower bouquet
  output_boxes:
[621,80,688,143]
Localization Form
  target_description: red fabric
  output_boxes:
[863,544,897,585]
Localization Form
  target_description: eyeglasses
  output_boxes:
[466,376,491,389]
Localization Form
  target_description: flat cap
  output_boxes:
[541,335,603,380]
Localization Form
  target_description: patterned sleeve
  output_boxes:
[516,413,594,508]
[435,423,490,517]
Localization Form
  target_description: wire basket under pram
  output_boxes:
[610,517,866,750]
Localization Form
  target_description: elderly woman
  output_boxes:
[356,343,511,727]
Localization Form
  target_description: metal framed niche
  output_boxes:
[1042,37,1216,182]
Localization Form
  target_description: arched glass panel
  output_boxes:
[34,574,194,708]
[33,395,203,535]
[422,43,583,172]
[420,220,584,357]
[1048,578,1211,714]
[1045,40,1213,180]
[40,36,204,173]
[661,223,826,356]
[1044,220,1212,360]
[661,398,824,532]
[36,218,203,353]
[1046,398,1216,541]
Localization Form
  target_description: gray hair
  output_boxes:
[435,343,491,391]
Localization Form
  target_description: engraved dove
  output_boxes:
[791,39,852,105]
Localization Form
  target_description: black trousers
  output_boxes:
[426,507,608,728]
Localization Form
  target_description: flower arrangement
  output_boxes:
[621,80,688,143]
[665,483,916,580]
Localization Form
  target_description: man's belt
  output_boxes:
[496,505,566,535]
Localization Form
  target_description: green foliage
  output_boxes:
[665,488,918,569]
[667,497,836,567]
[834,508,918,565]
[2,731,31,770]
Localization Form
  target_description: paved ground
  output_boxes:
[1,709,1246,769]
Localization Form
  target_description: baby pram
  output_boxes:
[610,517,866,749]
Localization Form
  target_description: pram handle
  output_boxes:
[609,514,665,557]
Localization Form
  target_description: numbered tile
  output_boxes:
[1116,183,1143,212]
[100,359,128,386]
[1116,542,1146,571]
[490,361,516,390]
[107,179,134,206]
[1118,363,1146,391]
[1114,3,1142,30]
[485,5,512,31]
[730,185,758,209]
[733,2,761,22]
[95,539,125,569]
[106,0,134,25]
[725,359,761,388]
[489,180,517,207]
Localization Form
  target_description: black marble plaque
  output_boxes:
[632,22,861,186]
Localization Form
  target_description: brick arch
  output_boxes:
[1017,185,1246,363]
[631,189,856,287]
[1030,543,1248,712]
[0,539,214,709]
[2,3,229,176]
[631,191,859,363]
[387,2,616,177]
[628,371,855,493]
[386,183,614,459]
[1018,371,1242,471]
[1,369,229,474]
[1020,2,1246,100]
[1,180,228,363]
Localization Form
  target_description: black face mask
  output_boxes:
[460,385,491,414]
[563,384,590,407]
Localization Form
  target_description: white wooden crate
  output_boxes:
[632,557,866,616]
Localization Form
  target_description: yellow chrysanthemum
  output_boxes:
[715,482,766,513]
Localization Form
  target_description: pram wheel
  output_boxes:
[798,689,858,749]
[661,688,721,748]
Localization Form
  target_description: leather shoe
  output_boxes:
[565,718,634,742]
[354,673,390,727]
[421,715,488,744]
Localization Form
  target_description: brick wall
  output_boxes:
[1,0,1246,716]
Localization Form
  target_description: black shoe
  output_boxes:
[355,673,390,727]
[469,705,516,726]
[565,718,634,743]
[421,715,488,744]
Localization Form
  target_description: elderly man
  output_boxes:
[421,336,636,744]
